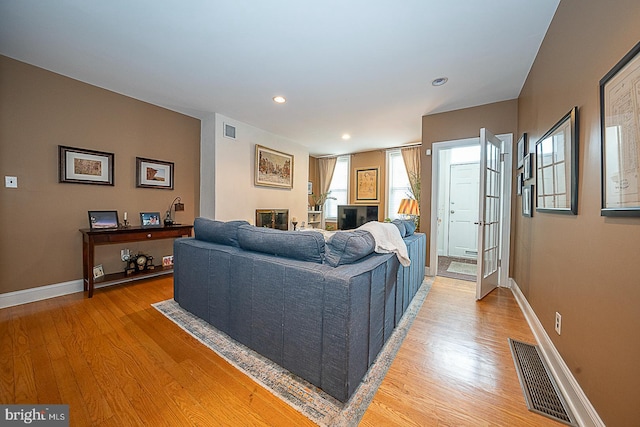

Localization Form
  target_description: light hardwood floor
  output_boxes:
[1,276,562,426]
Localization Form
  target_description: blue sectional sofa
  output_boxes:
[173,217,426,403]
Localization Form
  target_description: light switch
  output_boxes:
[5,176,17,188]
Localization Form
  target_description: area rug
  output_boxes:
[152,277,433,427]
[446,261,477,276]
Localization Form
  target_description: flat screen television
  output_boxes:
[337,205,379,230]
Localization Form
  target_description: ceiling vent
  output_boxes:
[224,123,236,139]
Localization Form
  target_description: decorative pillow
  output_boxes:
[392,219,407,237]
[194,217,249,247]
[402,219,416,236]
[325,230,376,267]
[237,225,325,263]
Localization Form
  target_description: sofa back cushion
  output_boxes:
[237,225,325,263]
[325,230,376,267]
[391,219,416,237]
[194,217,250,247]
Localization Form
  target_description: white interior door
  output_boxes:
[476,128,502,300]
[448,162,479,259]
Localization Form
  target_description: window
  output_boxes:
[325,156,350,220]
[387,149,412,220]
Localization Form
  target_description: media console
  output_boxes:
[79,224,193,298]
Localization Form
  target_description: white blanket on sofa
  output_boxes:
[358,222,411,267]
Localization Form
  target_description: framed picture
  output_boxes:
[136,157,174,189]
[140,212,162,227]
[535,107,578,215]
[162,255,174,267]
[523,153,533,181]
[88,210,119,229]
[517,173,523,196]
[517,133,527,169]
[308,181,313,195]
[355,167,379,202]
[522,184,534,217]
[255,145,294,189]
[59,145,114,185]
[600,41,640,216]
[93,265,105,279]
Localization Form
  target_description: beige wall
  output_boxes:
[349,150,386,220]
[421,99,519,264]
[0,56,201,294]
[514,0,640,424]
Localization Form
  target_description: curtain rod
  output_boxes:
[314,142,422,159]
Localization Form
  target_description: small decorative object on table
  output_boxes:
[125,253,153,275]
[291,216,298,231]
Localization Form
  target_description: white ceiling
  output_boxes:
[0,0,559,156]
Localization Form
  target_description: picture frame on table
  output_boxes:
[59,145,114,186]
[600,40,640,216]
[255,145,294,189]
[88,210,119,230]
[93,265,105,279]
[136,157,174,189]
[355,167,379,202]
[140,212,162,228]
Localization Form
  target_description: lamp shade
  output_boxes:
[398,198,420,216]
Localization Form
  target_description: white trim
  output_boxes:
[510,278,605,427]
[429,134,512,285]
[0,279,84,308]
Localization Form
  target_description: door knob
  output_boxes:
[450,210,455,214]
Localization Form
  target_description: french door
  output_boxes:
[476,128,502,300]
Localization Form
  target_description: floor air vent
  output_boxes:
[508,339,577,426]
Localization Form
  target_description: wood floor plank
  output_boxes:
[0,275,565,426]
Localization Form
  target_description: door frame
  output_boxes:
[429,134,513,287]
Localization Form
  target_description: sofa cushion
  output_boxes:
[325,230,376,267]
[237,225,325,263]
[194,217,249,247]
[402,219,416,236]
[392,219,407,237]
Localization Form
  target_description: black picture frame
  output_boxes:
[140,212,162,227]
[517,133,527,169]
[136,157,174,190]
[523,153,533,181]
[88,210,119,229]
[522,185,534,217]
[600,41,640,216]
[534,107,579,215]
[517,173,523,196]
[59,146,114,186]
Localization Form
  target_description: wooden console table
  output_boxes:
[80,224,193,298]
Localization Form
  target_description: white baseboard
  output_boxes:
[509,278,604,427]
[0,279,84,309]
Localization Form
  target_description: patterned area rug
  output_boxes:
[152,277,433,427]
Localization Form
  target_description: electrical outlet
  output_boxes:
[5,176,17,188]
[555,312,562,335]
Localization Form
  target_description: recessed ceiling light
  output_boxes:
[273,96,286,104]
[342,134,351,140]
[431,77,448,86]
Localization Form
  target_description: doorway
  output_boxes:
[435,144,481,281]
[429,133,513,296]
